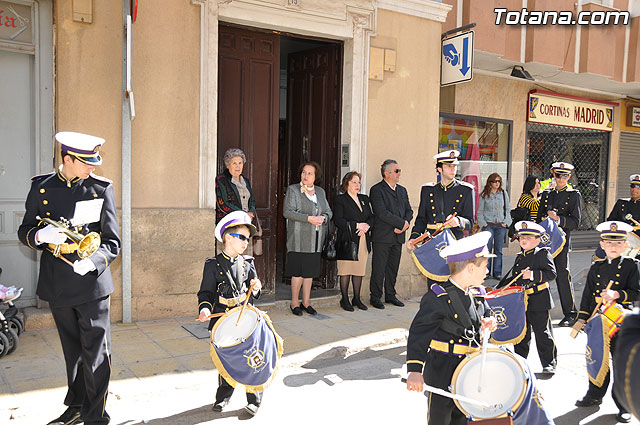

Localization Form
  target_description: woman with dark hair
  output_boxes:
[215,148,257,222]
[477,172,511,279]
[333,171,373,311]
[518,175,541,222]
[283,161,332,316]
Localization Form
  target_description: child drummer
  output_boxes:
[573,221,639,423]
[197,211,263,416]
[406,231,497,425]
[496,221,557,374]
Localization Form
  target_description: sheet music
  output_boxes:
[72,199,104,226]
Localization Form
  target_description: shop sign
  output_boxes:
[0,1,34,54]
[441,30,473,86]
[528,91,614,132]
[632,107,640,127]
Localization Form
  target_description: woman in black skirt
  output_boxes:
[283,161,332,316]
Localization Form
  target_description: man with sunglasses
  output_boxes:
[607,174,640,253]
[407,150,474,249]
[537,161,582,327]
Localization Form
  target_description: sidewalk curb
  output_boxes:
[281,328,409,368]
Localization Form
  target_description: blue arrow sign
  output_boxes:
[441,30,474,86]
[460,37,470,76]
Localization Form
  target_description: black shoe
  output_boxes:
[575,395,602,407]
[340,297,354,312]
[370,299,385,309]
[559,315,577,327]
[290,305,303,316]
[616,411,632,423]
[385,297,405,307]
[300,304,317,315]
[48,407,82,425]
[212,398,230,412]
[541,365,556,374]
[352,297,368,310]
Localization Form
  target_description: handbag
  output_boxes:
[336,223,359,261]
[321,224,337,261]
[507,205,529,238]
[252,212,263,256]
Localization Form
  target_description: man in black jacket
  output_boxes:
[537,161,581,327]
[368,159,412,309]
[607,174,640,241]
[407,150,474,248]
[18,132,120,425]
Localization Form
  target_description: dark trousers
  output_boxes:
[515,310,556,368]
[369,242,401,301]
[424,352,466,425]
[51,296,111,425]
[553,241,577,317]
[216,375,263,405]
[584,335,627,412]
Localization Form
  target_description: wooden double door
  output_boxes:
[217,24,342,291]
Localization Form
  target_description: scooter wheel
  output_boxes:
[4,328,18,355]
[8,317,24,336]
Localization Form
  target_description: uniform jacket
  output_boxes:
[410,179,474,240]
[613,313,640,415]
[406,280,489,389]
[332,193,374,253]
[369,180,412,244]
[197,252,261,330]
[497,246,556,311]
[283,184,332,253]
[608,198,640,238]
[17,169,121,308]
[577,256,640,322]
[215,169,257,222]
[537,186,582,236]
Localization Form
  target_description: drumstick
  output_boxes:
[236,281,257,326]
[194,312,225,322]
[625,213,640,227]
[570,280,614,338]
[477,328,490,393]
[413,213,457,246]
[401,378,491,408]
[498,267,530,290]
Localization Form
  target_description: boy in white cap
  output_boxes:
[197,211,263,416]
[405,231,497,425]
[574,221,639,423]
[537,161,582,327]
[408,150,474,247]
[18,131,120,425]
[607,174,640,245]
[497,221,557,373]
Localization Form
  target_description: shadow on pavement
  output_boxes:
[116,405,255,425]
[553,406,621,425]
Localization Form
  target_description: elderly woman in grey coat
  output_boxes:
[283,161,332,316]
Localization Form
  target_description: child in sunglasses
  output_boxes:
[197,210,264,416]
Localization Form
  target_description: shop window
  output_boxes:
[438,114,512,213]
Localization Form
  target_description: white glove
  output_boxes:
[36,224,67,245]
[73,258,97,276]
[251,278,262,296]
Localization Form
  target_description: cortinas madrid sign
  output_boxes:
[528,90,615,132]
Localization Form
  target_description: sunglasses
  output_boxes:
[631,184,640,189]
[393,169,402,173]
[491,180,502,184]
[555,175,570,179]
[230,233,250,242]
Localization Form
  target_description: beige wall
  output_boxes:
[365,9,444,297]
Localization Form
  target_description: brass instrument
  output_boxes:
[36,216,101,267]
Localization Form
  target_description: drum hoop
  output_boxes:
[450,348,528,418]
[486,286,524,298]
[210,304,261,348]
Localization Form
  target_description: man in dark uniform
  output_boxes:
[613,311,640,421]
[407,150,474,250]
[573,221,639,423]
[537,161,581,327]
[198,211,263,416]
[406,231,497,425]
[368,159,412,309]
[497,221,557,373]
[607,174,640,248]
[18,132,120,425]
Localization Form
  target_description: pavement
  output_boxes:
[1,250,638,425]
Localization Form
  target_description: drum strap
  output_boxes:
[441,290,479,343]
[220,260,243,298]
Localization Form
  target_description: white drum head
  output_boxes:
[212,306,259,348]
[451,348,527,419]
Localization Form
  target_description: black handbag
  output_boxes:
[321,225,337,261]
[336,223,359,261]
[508,206,529,238]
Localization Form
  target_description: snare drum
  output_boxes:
[602,302,626,338]
[450,348,528,419]
[210,305,283,392]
